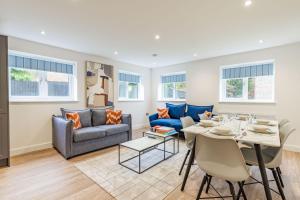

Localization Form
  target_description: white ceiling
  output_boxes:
[1,0,300,67]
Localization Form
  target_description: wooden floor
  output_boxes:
[1,129,300,200]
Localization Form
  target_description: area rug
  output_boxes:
[75,141,197,200]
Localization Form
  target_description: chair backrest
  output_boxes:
[279,122,295,146]
[180,116,195,149]
[279,119,290,128]
[194,134,250,182]
[265,122,295,168]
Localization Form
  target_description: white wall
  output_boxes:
[8,37,152,156]
[152,42,300,152]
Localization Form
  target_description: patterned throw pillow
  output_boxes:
[66,112,82,129]
[157,108,170,119]
[199,111,212,120]
[106,110,122,125]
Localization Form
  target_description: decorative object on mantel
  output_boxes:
[86,61,114,108]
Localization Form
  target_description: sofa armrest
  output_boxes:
[52,115,73,159]
[149,113,158,122]
[122,114,132,140]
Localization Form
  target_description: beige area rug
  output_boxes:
[75,140,197,200]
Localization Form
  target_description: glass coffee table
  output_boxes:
[118,131,179,174]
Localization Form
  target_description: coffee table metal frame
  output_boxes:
[118,131,179,174]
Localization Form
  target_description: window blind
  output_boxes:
[8,55,74,74]
[222,63,273,79]
[119,72,140,83]
[161,73,186,83]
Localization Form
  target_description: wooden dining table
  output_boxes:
[180,119,281,200]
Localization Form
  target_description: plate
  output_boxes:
[210,127,235,136]
[249,125,276,134]
[199,120,214,127]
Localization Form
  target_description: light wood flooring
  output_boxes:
[0,129,299,200]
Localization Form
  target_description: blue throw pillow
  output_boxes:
[186,104,214,122]
[166,103,186,119]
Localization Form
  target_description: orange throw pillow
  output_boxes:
[66,112,82,129]
[106,110,122,125]
[157,108,170,119]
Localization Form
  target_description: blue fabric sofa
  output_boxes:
[149,103,213,133]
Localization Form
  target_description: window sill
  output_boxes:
[157,99,186,102]
[9,99,79,103]
[118,99,144,102]
[219,100,276,104]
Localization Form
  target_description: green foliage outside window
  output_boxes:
[226,79,243,98]
[10,68,34,81]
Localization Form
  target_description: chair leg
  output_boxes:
[276,167,284,188]
[179,150,190,175]
[277,167,282,175]
[271,168,286,200]
[205,175,212,193]
[237,181,247,200]
[196,175,207,200]
[226,181,236,200]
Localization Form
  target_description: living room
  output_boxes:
[1,0,300,200]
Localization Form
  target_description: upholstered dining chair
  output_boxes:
[240,122,295,200]
[195,134,250,199]
[278,119,290,128]
[179,116,195,175]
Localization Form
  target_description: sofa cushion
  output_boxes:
[186,104,214,122]
[73,127,106,142]
[92,109,106,126]
[150,118,182,132]
[96,124,130,136]
[166,103,186,119]
[61,108,92,127]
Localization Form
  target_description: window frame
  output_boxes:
[158,71,187,102]
[8,50,78,102]
[118,70,144,101]
[219,60,275,104]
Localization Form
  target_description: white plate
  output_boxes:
[210,128,235,136]
[248,127,276,134]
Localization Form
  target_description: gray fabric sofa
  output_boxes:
[52,108,132,159]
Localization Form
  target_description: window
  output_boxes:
[159,72,186,101]
[118,71,144,101]
[220,61,275,103]
[8,51,77,102]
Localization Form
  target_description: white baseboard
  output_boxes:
[10,142,53,156]
[283,144,300,152]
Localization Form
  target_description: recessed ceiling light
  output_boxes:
[153,62,157,65]
[244,0,252,7]
[114,51,118,55]
[40,30,46,35]
[259,39,264,44]
[193,53,198,57]
[155,35,160,40]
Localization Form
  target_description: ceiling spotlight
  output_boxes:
[114,51,118,55]
[244,0,252,7]
[40,30,46,35]
[193,53,198,57]
[155,35,160,40]
[259,39,264,44]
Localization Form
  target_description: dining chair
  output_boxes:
[179,116,195,175]
[241,120,290,183]
[240,123,295,200]
[194,134,250,200]
[278,119,289,128]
